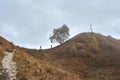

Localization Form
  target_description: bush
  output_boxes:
[90,36,99,52]
[70,44,77,54]
[70,42,85,55]
[76,42,85,49]
[79,49,86,54]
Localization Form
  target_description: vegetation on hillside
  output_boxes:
[26,32,120,80]
[0,32,120,80]
[0,36,80,80]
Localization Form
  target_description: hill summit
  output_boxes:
[27,32,120,80]
[0,32,120,80]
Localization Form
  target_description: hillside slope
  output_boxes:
[0,36,80,80]
[27,32,120,80]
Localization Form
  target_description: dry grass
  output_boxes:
[26,32,120,80]
[0,36,81,80]
[0,32,120,80]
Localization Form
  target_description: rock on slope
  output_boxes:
[1,49,17,80]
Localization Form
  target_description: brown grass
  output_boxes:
[26,32,120,80]
[0,32,120,80]
[0,36,81,80]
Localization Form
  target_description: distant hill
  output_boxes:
[26,32,120,80]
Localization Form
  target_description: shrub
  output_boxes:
[76,42,84,49]
[79,49,86,54]
[70,44,77,54]
[90,36,99,52]
[70,42,85,55]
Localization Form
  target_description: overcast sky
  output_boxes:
[0,0,120,49]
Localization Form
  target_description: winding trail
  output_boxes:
[2,49,17,80]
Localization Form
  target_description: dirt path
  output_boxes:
[2,49,17,80]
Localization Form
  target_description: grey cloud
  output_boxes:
[0,0,120,49]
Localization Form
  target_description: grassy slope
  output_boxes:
[26,32,120,80]
[0,36,80,80]
[0,32,120,80]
